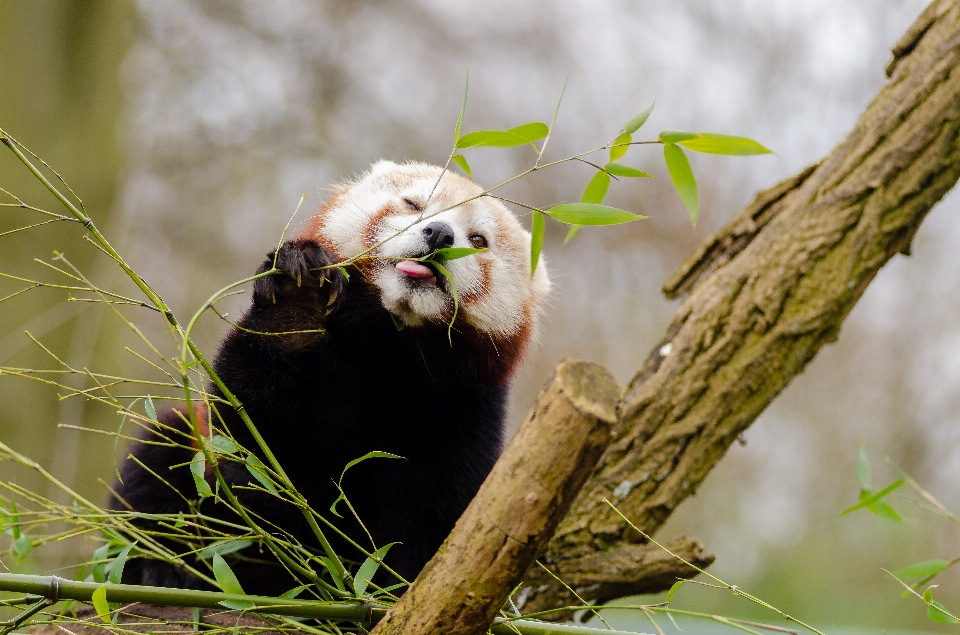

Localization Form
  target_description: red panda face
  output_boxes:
[302,161,551,338]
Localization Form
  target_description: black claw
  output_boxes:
[252,240,344,313]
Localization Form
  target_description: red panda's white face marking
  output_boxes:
[306,161,550,337]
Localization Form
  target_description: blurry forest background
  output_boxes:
[1,0,957,632]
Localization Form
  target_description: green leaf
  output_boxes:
[856,446,871,490]
[870,500,902,521]
[338,452,404,486]
[432,260,459,344]
[92,543,110,584]
[679,133,771,155]
[145,395,158,422]
[451,154,472,179]
[317,556,346,592]
[923,587,933,603]
[622,102,655,134]
[9,501,20,540]
[92,585,111,624]
[212,553,245,595]
[547,203,643,226]
[211,435,238,455]
[665,580,685,602]
[174,512,186,528]
[894,559,950,579]
[331,451,404,516]
[609,132,631,162]
[659,130,700,143]
[107,545,133,584]
[839,480,905,517]
[190,452,213,499]
[455,122,549,149]
[927,600,959,623]
[454,70,468,142]
[245,456,277,494]
[564,225,582,244]
[280,584,310,599]
[663,143,699,224]
[428,247,486,262]
[604,163,652,178]
[13,534,33,559]
[353,543,398,597]
[220,599,256,611]
[530,211,545,275]
[582,171,610,205]
[114,399,139,483]
[198,539,253,560]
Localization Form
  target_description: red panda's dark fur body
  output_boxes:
[113,239,516,594]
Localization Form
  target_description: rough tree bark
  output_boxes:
[519,0,960,616]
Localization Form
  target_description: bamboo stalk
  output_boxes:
[0,573,649,635]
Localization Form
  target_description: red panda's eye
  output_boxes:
[469,234,488,249]
[403,197,422,212]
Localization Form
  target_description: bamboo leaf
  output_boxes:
[92,586,111,623]
[432,260,459,344]
[92,543,110,583]
[245,455,277,493]
[332,451,404,516]
[609,132,631,162]
[454,71,468,142]
[13,534,33,559]
[455,122,549,149]
[280,584,310,599]
[582,171,611,205]
[353,543,399,597]
[211,435,238,455]
[547,203,644,226]
[531,211,545,275]
[659,130,700,143]
[212,553,245,595]
[679,132,772,155]
[870,500,902,522]
[198,539,253,560]
[927,600,959,623]
[604,163,652,178]
[190,452,213,499]
[856,446,871,490]
[428,247,486,262]
[114,399,139,483]
[622,102,655,134]
[665,580,685,602]
[451,154,472,179]
[318,556,346,592]
[663,143,699,224]
[839,480,905,517]
[107,544,133,584]
[145,395,158,422]
[894,559,950,579]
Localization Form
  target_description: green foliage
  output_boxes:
[663,143,699,223]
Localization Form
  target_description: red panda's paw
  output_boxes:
[253,239,345,315]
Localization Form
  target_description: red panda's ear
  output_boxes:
[369,160,399,177]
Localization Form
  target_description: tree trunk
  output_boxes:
[519,0,960,615]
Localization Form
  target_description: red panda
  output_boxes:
[113,161,551,594]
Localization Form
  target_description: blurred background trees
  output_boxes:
[1,0,956,631]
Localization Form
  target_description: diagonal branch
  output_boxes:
[521,0,960,615]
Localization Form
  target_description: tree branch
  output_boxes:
[521,0,960,615]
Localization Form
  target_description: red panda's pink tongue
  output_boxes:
[396,260,436,282]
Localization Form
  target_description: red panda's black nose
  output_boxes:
[423,222,455,251]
